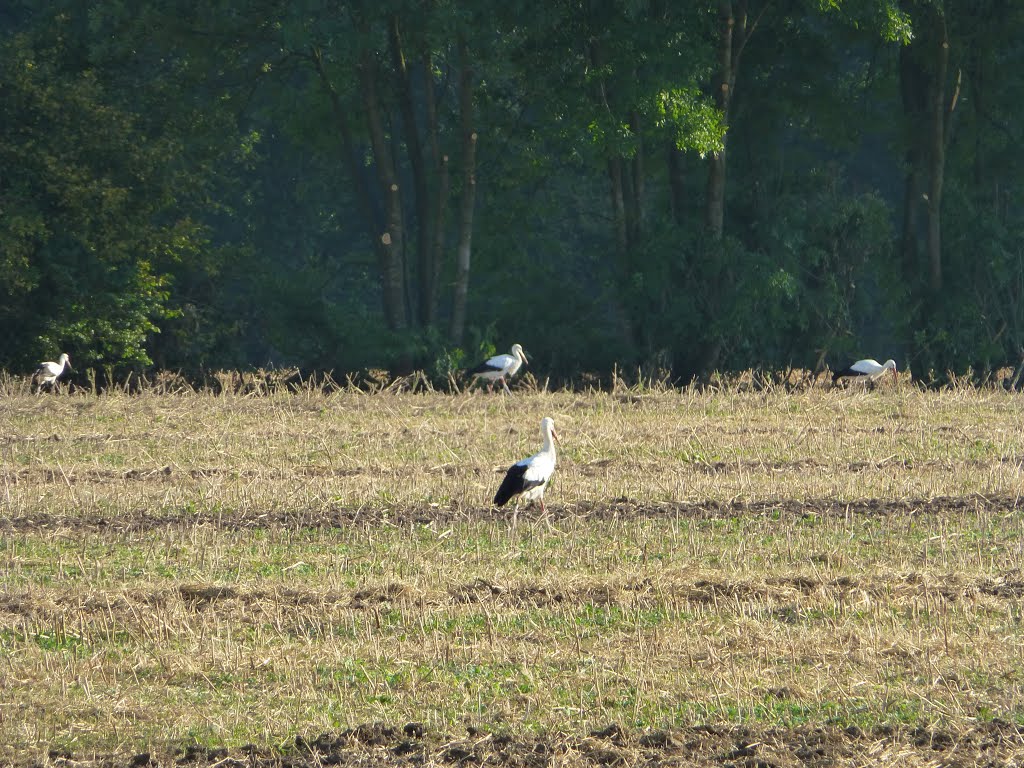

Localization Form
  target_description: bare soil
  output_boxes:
[1,492,1019,534]
[26,718,1024,767]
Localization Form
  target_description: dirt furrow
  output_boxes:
[23,719,1024,768]
[2,570,1021,627]
[1,493,1019,534]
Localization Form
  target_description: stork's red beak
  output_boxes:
[552,429,560,444]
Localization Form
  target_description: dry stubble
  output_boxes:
[1,381,1023,765]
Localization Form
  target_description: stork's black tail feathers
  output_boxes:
[493,464,527,506]
[832,367,855,383]
[466,362,497,377]
[493,477,517,507]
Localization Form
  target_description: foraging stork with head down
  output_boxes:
[832,358,897,386]
[467,343,528,393]
[493,417,559,514]
[34,353,72,392]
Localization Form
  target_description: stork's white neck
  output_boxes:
[541,427,557,455]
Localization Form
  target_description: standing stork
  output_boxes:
[832,358,897,387]
[33,353,72,392]
[466,343,528,393]
[493,417,559,517]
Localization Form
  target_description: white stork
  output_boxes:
[493,417,559,514]
[467,343,528,393]
[34,353,71,392]
[832,358,897,386]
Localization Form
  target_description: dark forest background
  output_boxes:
[2,1,1023,383]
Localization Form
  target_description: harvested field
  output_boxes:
[1,383,1024,766]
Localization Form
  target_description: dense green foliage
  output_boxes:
[2,0,1023,380]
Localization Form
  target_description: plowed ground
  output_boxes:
[57,718,1024,767]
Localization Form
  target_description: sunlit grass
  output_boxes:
[1,380,1024,762]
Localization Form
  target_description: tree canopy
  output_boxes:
[3,0,1023,381]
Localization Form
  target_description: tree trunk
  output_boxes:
[704,0,759,238]
[626,109,644,244]
[704,0,738,237]
[607,157,628,258]
[898,33,927,281]
[701,0,755,375]
[586,40,630,259]
[926,72,946,293]
[899,155,924,281]
[449,39,477,346]
[926,16,958,294]
[898,3,959,295]
[424,51,450,325]
[359,51,408,332]
[388,15,436,326]
[705,153,727,238]
[667,140,685,226]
